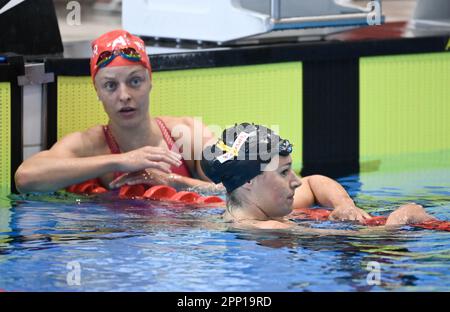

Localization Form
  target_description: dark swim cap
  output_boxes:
[201,123,293,193]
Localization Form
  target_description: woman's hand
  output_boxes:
[189,183,226,195]
[328,205,372,223]
[116,146,182,173]
[385,203,436,226]
[109,169,226,194]
[109,168,174,189]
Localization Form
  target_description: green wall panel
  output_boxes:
[0,82,11,195]
[360,52,450,172]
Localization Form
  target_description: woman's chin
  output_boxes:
[273,204,292,218]
[116,117,142,129]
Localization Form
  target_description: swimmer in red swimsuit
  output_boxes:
[200,123,443,231]
[15,30,220,193]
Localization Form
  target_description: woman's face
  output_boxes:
[94,65,152,128]
[248,155,301,218]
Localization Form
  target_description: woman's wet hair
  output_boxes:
[201,123,293,193]
[227,190,242,207]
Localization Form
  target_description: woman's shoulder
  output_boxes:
[52,125,107,156]
[229,219,295,230]
[156,116,213,145]
[60,125,104,145]
[252,220,294,230]
[157,116,199,129]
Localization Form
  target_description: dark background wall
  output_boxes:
[0,0,63,56]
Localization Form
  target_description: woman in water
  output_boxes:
[200,123,437,230]
[15,30,218,193]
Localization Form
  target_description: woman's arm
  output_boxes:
[16,151,123,193]
[293,175,371,222]
[297,175,355,208]
[15,131,182,193]
[108,168,221,191]
[108,117,225,192]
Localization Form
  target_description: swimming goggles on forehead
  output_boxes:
[96,47,142,69]
[278,139,293,156]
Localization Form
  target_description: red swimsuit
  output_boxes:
[66,118,192,193]
[102,118,192,179]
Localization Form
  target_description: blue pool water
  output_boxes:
[0,163,449,291]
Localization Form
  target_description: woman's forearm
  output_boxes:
[306,175,355,209]
[170,175,224,193]
[15,154,121,193]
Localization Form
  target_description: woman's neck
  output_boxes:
[108,117,162,152]
[225,198,271,222]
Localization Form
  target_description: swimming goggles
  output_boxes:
[278,139,293,156]
[96,47,142,69]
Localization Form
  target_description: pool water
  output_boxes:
[0,162,449,291]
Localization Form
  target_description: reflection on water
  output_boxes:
[0,162,449,291]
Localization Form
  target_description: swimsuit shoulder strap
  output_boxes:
[103,125,121,154]
[155,117,175,150]
[155,117,192,178]
[103,125,123,179]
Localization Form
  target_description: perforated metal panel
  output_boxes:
[57,63,303,170]
[0,82,11,195]
[57,76,108,138]
[360,52,450,171]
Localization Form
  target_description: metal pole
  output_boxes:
[271,0,281,20]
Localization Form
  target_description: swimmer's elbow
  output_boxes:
[15,166,34,193]
[14,165,47,193]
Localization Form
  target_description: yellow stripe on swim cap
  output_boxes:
[216,140,239,157]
